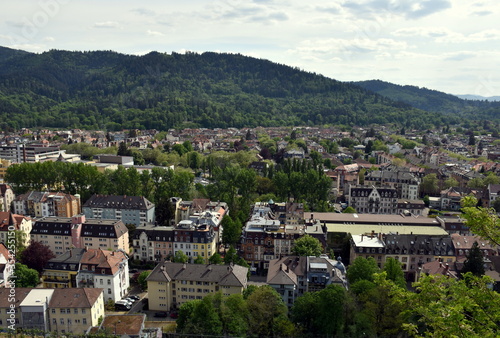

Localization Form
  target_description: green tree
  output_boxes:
[219,294,249,336]
[461,196,500,246]
[461,241,485,277]
[209,252,223,265]
[194,255,205,264]
[291,235,323,257]
[14,263,39,287]
[421,173,440,196]
[383,257,406,288]
[221,215,242,247]
[137,270,151,291]
[247,285,290,337]
[173,250,189,263]
[178,295,223,335]
[343,206,357,213]
[444,177,459,189]
[346,256,380,285]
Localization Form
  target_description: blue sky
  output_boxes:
[1,0,499,96]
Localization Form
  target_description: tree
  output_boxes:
[178,295,223,335]
[423,195,430,207]
[137,271,151,291]
[421,173,440,196]
[20,241,55,274]
[444,177,459,189]
[291,235,323,257]
[461,241,485,277]
[246,286,290,337]
[194,255,205,264]
[400,273,500,337]
[461,196,500,246]
[383,257,406,288]
[343,206,357,213]
[173,250,189,263]
[209,252,223,265]
[221,215,242,247]
[493,198,500,213]
[14,263,39,287]
[224,246,239,265]
[346,257,380,285]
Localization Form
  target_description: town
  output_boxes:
[0,124,499,337]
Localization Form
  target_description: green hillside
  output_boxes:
[353,79,500,120]
[0,48,468,131]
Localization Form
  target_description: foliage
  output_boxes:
[461,241,485,277]
[208,252,223,265]
[221,215,242,247]
[193,255,205,264]
[400,273,500,337]
[346,256,380,285]
[20,240,55,274]
[291,234,323,257]
[246,285,290,337]
[343,206,357,213]
[137,270,151,291]
[173,250,189,263]
[383,257,406,288]
[421,173,440,196]
[14,263,39,287]
[461,196,500,246]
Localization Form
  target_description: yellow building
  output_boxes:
[42,248,86,288]
[0,159,11,182]
[147,262,248,311]
[0,288,104,335]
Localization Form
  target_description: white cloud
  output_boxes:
[147,30,164,37]
[93,21,120,29]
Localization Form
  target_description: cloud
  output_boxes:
[131,8,156,17]
[147,30,164,37]
[210,1,289,24]
[43,36,55,42]
[93,21,120,29]
[473,10,492,16]
[392,27,500,43]
[443,51,477,61]
[342,0,452,19]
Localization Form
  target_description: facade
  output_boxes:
[82,194,155,227]
[487,184,500,208]
[0,184,14,212]
[0,243,13,287]
[31,215,129,256]
[0,144,64,163]
[266,255,347,308]
[440,187,476,211]
[350,232,455,281]
[241,202,327,272]
[348,185,398,214]
[12,191,81,218]
[0,288,104,335]
[41,248,129,302]
[0,159,12,183]
[0,212,32,247]
[146,262,248,311]
[132,226,174,262]
[364,169,420,200]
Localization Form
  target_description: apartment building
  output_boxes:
[12,191,81,218]
[0,183,14,212]
[146,262,248,311]
[0,288,104,335]
[364,169,420,200]
[82,194,155,227]
[266,255,347,308]
[0,144,64,163]
[31,215,129,256]
[132,226,174,262]
[0,211,32,247]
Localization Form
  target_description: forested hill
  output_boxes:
[353,79,500,120]
[0,47,464,131]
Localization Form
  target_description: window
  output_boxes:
[74,309,78,314]
[107,279,111,285]
[82,309,86,314]
[60,318,64,325]
[83,318,87,325]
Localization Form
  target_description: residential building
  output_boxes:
[0,144,65,163]
[241,202,327,273]
[132,226,175,262]
[0,243,13,287]
[146,262,248,311]
[487,184,500,208]
[451,233,497,260]
[0,211,32,247]
[12,191,81,218]
[350,232,455,281]
[440,186,481,211]
[364,169,420,200]
[0,288,104,335]
[436,216,470,235]
[0,159,12,183]
[173,217,217,263]
[82,194,155,227]
[41,248,129,302]
[348,185,398,214]
[0,183,14,212]
[31,215,129,256]
[266,255,347,308]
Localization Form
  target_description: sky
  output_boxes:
[1,0,499,97]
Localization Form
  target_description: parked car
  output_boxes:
[118,299,133,306]
[125,297,136,303]
[154,312,168,318]
[115,303,131,311]
[130,269,138,273]
[129,295,140,301]
[170,312,178,319]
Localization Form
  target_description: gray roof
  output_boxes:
[83,194,154,210]
[147,262,248,288]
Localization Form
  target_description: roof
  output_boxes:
[147,262,248,288]
[307,212,440,226]
[329,224,448,236]
[32,217,127,239]
[83,194,154,210]
[451,233,495,251]
[421,260,459,279]
[0,288,32,308]
[80,249,128,275]
[100,314,145,336]
[351,234,385,248]
[48,288,103,308]
[266,257,305,285]
[20,289,54,307]
[45,248,86,270]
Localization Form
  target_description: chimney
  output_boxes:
[361,234,364,241]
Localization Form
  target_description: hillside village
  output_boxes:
[0,124,500,336]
